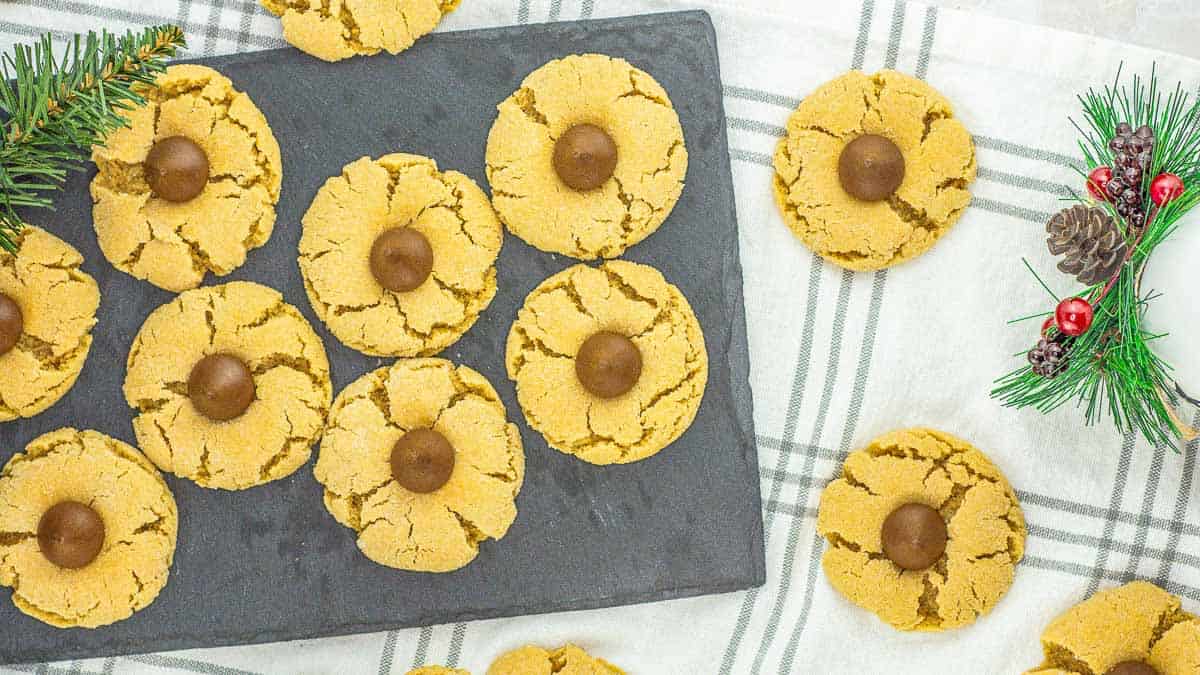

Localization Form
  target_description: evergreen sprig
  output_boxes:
[992,66,1200,447]
[0,25,185,252]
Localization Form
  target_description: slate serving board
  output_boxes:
[0,10,763,665]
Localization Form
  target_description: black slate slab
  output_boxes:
[0,10,763,665]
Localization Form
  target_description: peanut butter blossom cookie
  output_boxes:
[407,668,469,675]
[260,0,461,62]
[488,645,624,675]
[1026,581,1200,675]
[773,70,975,271]
[315,358,524,572]
[0,428,178,628]
[91,64,282,292]
[486,53,688,259]
[124,281,332,490]
[816,428,1026,631]
[505,261,707,465]
[299,153,502,357]
[0,226,99,421]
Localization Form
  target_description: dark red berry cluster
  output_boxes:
[1105,123,1155,230]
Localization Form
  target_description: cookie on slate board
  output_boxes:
[298,153,501,357]
[0,226,99,421]
[505,260,707,465]
[314,358,524,572]
[260,0,461,62]
[1026,581,1200,674]
[487,644,624,675]
[123,281,332,490]
[816,427,1026,631]
[486,53,688,259]
[773,70,975,271]
[0,428,178,629]
[91,64,282,292]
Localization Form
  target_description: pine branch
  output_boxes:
[0,25,186,252]
[993,66,1200,447]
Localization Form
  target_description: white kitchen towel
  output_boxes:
[2,1,1199,673]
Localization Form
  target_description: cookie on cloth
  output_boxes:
[90,64,282,292]
[123,281,332,490]
[1026,581,1200,675]
[260,0,461,62]
[487,645,624,675]
[0,226,99,421]
[486,53,688,259]
[0,428,178,628]
[505,260,707,465]
[407,668,469,675]
[299,153,502,357]
[314,358,524,572]
[816,427,1025,631]
[773,70,975,271]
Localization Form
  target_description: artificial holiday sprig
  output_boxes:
[0,25,185,251]
[993,66,1200,446]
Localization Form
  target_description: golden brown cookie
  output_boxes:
[91,64,282,292]
[488,645,624,675]
[486,54,688,259]
[407,668,469,675]
[505,261,707,465]
[0,226,99,421]
[0,428,178,628]
[123,281,332,490]
[260,0,461,62]
[315,358,524,572]
[1026,581,1200,674]
[816,428,1026,631]
[298,153,501,357]
[773,70,975,271]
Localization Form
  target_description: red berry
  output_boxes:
[1087,166,1113,202]
[1150,172,1184,206]
[1055,297,1094,337]
[1041,316,1056,335]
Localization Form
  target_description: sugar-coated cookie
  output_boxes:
[261,0,461,62]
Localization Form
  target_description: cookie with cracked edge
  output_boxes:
[407,668,470,675]
[314,358,524,572]
[1026,581,1200,674]
[90,64,283,292]
[0,428,178,629]
[773,70,975,271]
[487,644,625,675]
[0,226,99,421]
[260,0,461,62]
[816,427,1026,631]
[298,153,501,357]
[504,260,707,465]
[486,53,688,260]
[123,281,332,490]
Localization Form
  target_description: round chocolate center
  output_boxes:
[838,134,905,201]
[188,353,255,421]
[0,292,22,356]
[553,124,618,191]
[880,502,948,571]
[391,428,456,494]
[1105,662,1159,675]
[575,331,643,399]
[38,501,105,569]
[144,136,210,203]
[370,227,434,293]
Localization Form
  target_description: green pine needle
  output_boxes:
[0,25,185,252]
[993,65,1199,448]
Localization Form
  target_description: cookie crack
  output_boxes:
[513,87,550,127]
[0,532,34,546]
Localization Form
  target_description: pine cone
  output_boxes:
[1028,333,1070,379]
[1046,204,1128,286]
